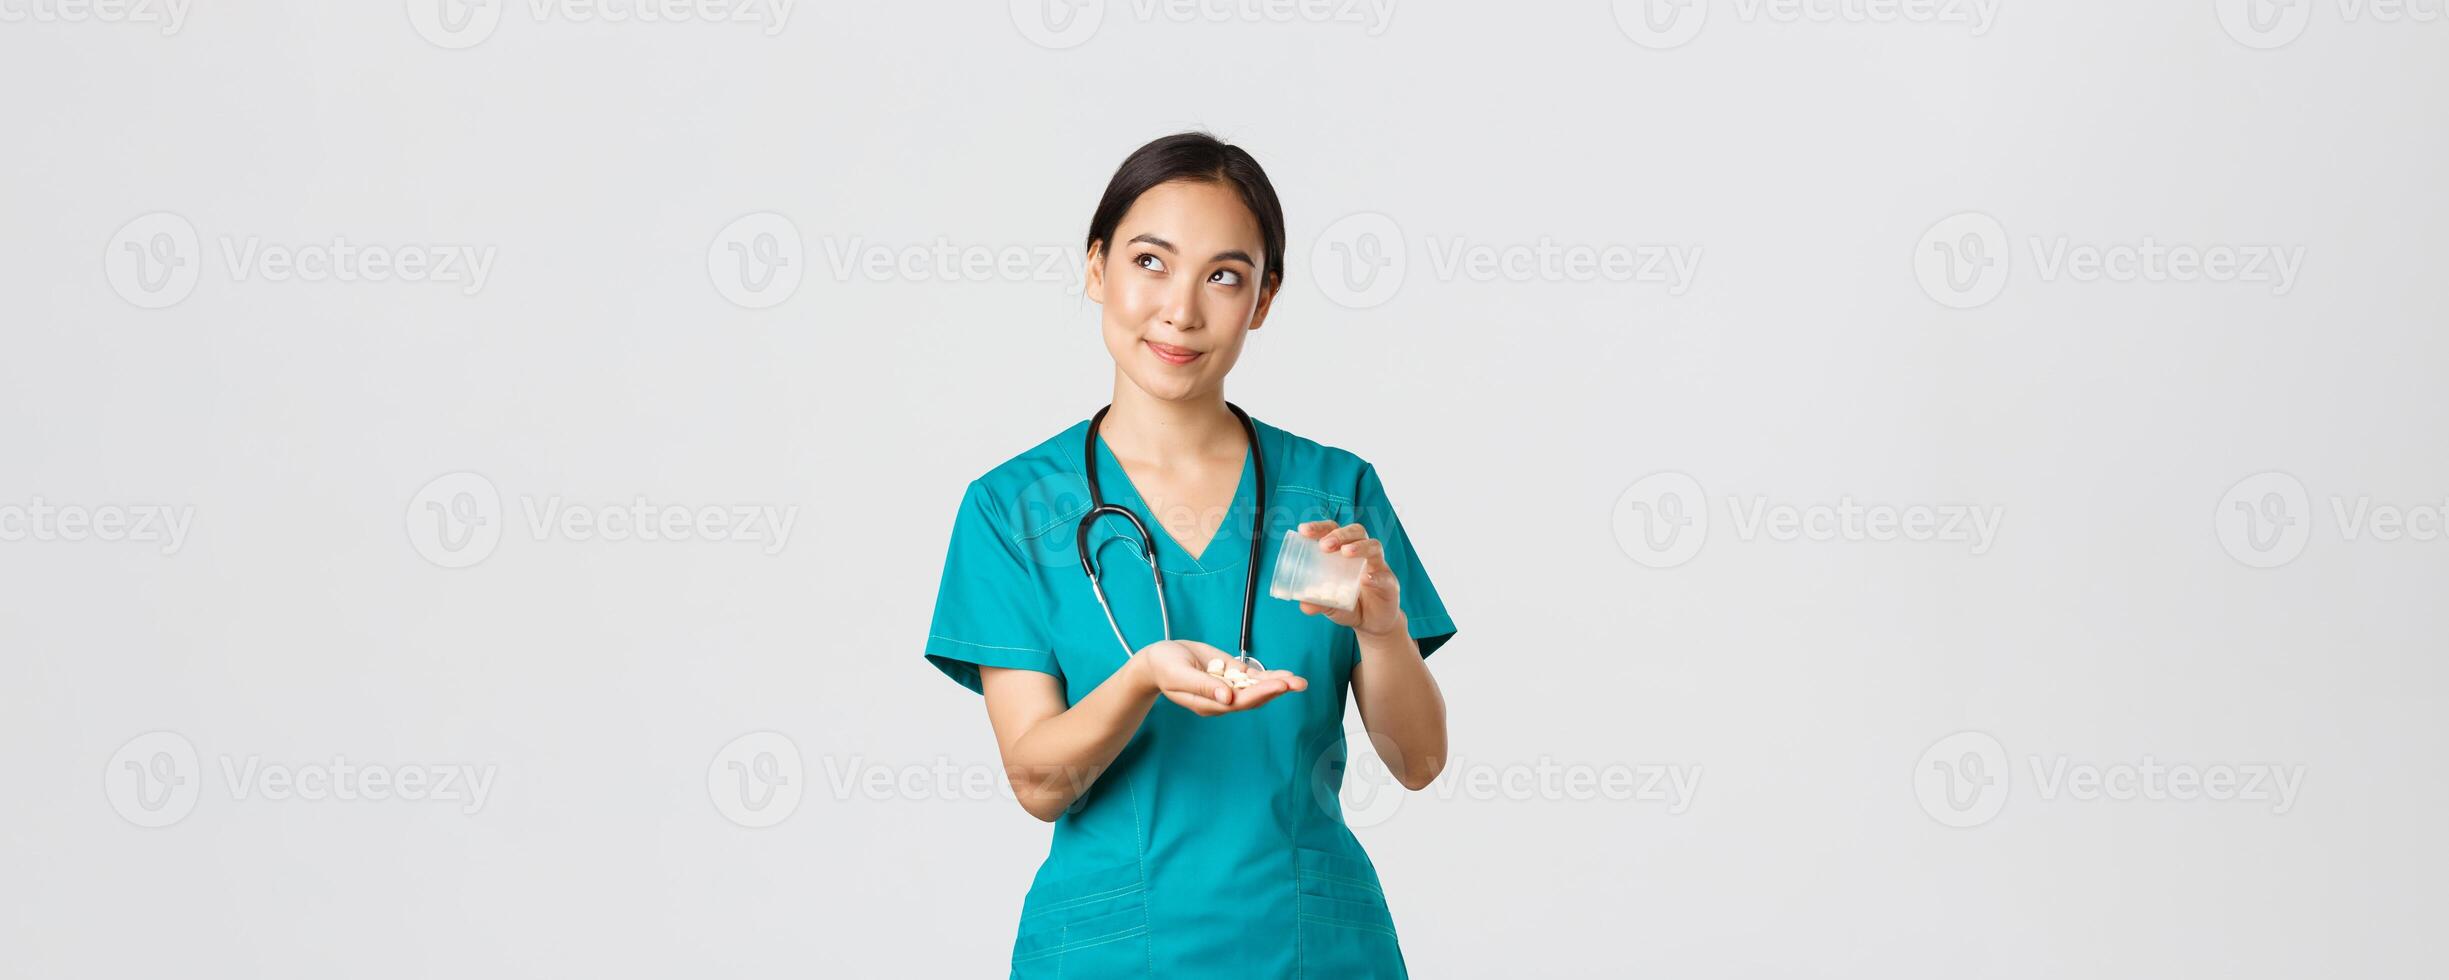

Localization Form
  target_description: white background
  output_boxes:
[3,1,2444,977]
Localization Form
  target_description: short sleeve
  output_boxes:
[1353,464,1458,658]
[924,481,1061,694]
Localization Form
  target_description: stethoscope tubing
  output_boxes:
[1077,402,1268,662]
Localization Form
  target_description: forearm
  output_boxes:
[1002,654,1159,821]
[1351,618,1448,791]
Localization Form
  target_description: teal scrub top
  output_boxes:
[924,413,1457,979]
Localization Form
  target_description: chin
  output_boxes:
[1115,364,1203,402]
[1134,375,1204,402]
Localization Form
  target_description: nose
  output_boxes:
[1157,274,1203,332]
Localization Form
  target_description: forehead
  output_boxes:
[1115,179,1263,254]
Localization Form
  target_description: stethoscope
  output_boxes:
[1077,402,1268,671]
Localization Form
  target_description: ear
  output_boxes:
[1246,276,1280,332]
[1084,241,1106,304]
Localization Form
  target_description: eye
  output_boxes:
[1135,252,1166,274]
[1210,268,1243,287]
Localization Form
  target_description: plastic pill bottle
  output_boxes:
[1266,528,1366,611]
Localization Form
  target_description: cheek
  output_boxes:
[1206,289,1258,325]
[1102,272,1165,321]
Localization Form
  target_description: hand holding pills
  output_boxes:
[1137,639,1307,717]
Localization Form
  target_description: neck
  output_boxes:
[1101,373,1239,462]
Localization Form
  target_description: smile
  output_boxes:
[1145,340,1204,365]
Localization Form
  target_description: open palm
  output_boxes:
[1139,639,1308,717]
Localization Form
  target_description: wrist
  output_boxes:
[1355,612,1409,642]
[1126,646,1162,698]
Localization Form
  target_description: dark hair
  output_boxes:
[1085,132,1287,291]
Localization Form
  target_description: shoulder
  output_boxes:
[1251,416,1381,510]
[958,418,1096,545]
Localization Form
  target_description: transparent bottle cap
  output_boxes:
[1267,528,1366,611]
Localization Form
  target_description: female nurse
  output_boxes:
[923,132,1458,979]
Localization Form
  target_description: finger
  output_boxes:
[1262,669,1309,691]
[1161,689,1226,716]
[1337,538,1384,562]
[1166,678,1230,706]
[1365,558,1399,584]
[1225,680,1292,710]
[1158,672,1234,707]
[1305,599,1359,618]
[1297,520,1337,539]
[1318,523,1369,550]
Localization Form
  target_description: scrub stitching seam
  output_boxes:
[1295,871,1307,978]
[1299,869,1387,898]
[1017,883,1144,920]
[1274,483,1354,508]
[1295,913,1401,939]
[1012,923,1151,965]
[1018,507,1088,545]
[928,635,1048,655]
[1129,772,1150,978]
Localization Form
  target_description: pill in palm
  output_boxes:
[1206,656,1262,690]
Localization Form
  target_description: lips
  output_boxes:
[1144,340,1204,365]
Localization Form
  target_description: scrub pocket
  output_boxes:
[1295,847,1408,979]
[1010,860,1150,978]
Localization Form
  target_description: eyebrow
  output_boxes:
[1127,233,1256,267]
